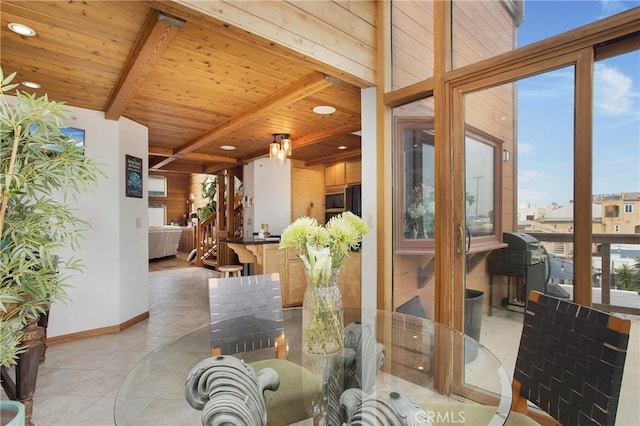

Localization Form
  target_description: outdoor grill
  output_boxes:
[487,232,549,308]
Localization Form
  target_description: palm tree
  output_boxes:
[614,263,640,291]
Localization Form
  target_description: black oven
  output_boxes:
[325,210,343,224]
[325,192,345,210]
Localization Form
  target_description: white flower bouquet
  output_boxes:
[280,212,369,354]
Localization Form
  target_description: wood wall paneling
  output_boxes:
[452,1,515,68]
[391,0,434,90]
[393,254,436,320]
[178,0,377,86]
[149,171,191,225]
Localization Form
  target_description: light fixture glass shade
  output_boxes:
[269,142,280,159]
[270,133,292,164]
[281,138,292,156]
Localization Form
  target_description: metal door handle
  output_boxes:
[456,225,464,256]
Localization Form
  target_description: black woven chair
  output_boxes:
[512,291,631,426]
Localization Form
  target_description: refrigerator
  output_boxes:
[345,185,362,217]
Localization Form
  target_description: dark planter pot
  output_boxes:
[0,400,25,425]
[464,289,485,363]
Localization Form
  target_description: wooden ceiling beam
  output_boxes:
[204,162,247,175]
[150,156,178,170]
[148,146,174,156]
[104,10,185,120]
[304,149,362,167]
[292,122,362,148]
[149,145,238,164]
[153,162,205,174]
[174,72,336,156]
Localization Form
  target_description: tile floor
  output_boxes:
[2,265,638,425]
[3,267,218,426]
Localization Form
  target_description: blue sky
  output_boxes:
[516,0,639,205]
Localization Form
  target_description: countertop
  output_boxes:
[220,236,281,245]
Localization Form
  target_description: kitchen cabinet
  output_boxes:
[291,163,324,223]
[345,160,361,184]
[324,162,345,187]
[227,236,362,308]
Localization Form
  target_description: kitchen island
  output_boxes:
[221,237,361,308]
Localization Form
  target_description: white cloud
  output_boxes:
[594,63,634,115]
[518,188,552,204]
[518,69,575,100]
[599,0,629,17]
[519,170,549,182]
[518,142,536,154]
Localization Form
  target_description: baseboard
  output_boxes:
[46,311,150,346]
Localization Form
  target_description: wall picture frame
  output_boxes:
[125,155,143,198]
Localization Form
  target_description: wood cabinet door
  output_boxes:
[345,160,361,184]
[324,163,346,186]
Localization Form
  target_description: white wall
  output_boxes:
[360,87,377,311]
[47,106,148,337]
[118,118,149,323]
[244,158,291,235]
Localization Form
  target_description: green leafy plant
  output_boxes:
[614,262,640,291]
[199,176,217,220]
[0,69,102,367]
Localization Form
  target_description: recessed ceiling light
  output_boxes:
[337,146,348,150]
[21,81,41,89]
[8,23,36,37]
[313,105,336,115]
[220,145,236,151]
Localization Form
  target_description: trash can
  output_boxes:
[464,289,484,362]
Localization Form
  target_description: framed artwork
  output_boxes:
[61,127,85,151]
[125,155,143,198]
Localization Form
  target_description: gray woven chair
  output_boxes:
[186,273,322,426]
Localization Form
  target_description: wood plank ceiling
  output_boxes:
[0,1,363,174]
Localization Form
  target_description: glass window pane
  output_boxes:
[392,98,436,321]
[593,48,640,307]
[403,126,435,239]
[148,175,167,197]
[466,136,495,237]
[391,0,434,89]
[149,204,166,227]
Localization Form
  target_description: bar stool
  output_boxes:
[218,265,243,278]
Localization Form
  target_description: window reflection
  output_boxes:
[465,134,495,237]
[403,125,435,240]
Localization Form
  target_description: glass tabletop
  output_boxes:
[114,308,511,425]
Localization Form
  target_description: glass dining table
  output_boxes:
[114,308,512,425]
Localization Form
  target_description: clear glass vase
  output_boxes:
[302,268,344,356]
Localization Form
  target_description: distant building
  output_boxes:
[518,192,640,235]
[516,194,639,262]
[594,192,640,234]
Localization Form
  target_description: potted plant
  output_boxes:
[0,69,101,419]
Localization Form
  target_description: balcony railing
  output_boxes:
[526,232,640,315]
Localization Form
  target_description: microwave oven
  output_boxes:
[325,192,345,209]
